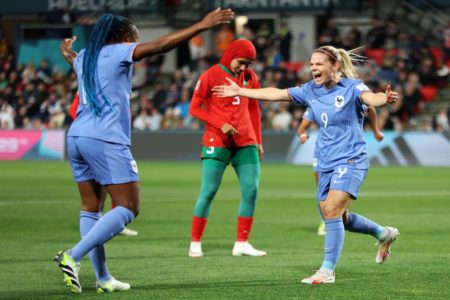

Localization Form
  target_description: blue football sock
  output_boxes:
[344,212,385,239]
[71,206,135,262]
[321,218,345,271]
[80,211,111,282]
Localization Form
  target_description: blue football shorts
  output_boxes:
[317,164,368,201]
[67,136,139,185]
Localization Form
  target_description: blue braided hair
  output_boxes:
[82,14,137,117]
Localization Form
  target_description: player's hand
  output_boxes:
[221,123,239,136]
[212,77,240,98]
[258,144,264,160]
[198,8,234,30]
[60,36,77,64]
[374,131,384,142]
[385,85,398,104]
[298,132,309,144]
[61,36,76,52]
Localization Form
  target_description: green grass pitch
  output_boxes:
[0,161,449,299]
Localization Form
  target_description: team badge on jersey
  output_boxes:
[195,80,201,91]
[335,95,345,108]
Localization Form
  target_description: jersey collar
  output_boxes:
[219,64,249,86]
[219,64,236,77]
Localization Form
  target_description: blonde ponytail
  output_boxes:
[315,46,366,79]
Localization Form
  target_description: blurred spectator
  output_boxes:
[146,55,165,85]
[254,23,273,61]
[376,55,398,85]
[189,34,207,61]
[239,24,254,40]
[36,59,52,84]
[132,61,148,89]
[443,21,450,61]
[433,107,449,132]
[348,23,362,48]
[435,58,449,88]
[152,82,168,113]
[215,24,235,56]
[277,22,292,62]
[271,103,292,131]
[417,57,437,86]
[0,99,14,129]
[133,108,152,131]
[22,62,37,84]
[173,87,191,122]
[367,18,387,48]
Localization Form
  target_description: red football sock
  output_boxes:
[237,216,254,242]
[191,216,208,242]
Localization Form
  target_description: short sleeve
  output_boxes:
[287,85,307,106]
[354,82,371,100]
[354,81,371,110]
[114,43,139,65]
[303,107,315,122]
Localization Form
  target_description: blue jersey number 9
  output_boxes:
[321,112,328,128]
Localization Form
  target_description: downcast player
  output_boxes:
[188,39,266,258]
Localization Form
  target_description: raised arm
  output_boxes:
[212,77,291,101]
[361,85,398,107]
[60,36,77,65]
[133,8,234,61]
[366,106,384,142]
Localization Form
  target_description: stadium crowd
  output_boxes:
[0,17,449,133]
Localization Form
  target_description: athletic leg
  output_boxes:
[189,158,227,257]
[231,146,266,256]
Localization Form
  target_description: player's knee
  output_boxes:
[321,204,340,219]
[202,187,218,201]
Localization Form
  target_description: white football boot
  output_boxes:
[375,226,400,264]
[232,241,267,256]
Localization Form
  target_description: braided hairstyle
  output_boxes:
[82,14,137,116]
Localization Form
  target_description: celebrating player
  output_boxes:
[54,9,234,294]
[298,105,384,236]
[213,45,400,284]
[188,39,266,258]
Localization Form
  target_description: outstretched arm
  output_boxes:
[212,77,291,101]
[133,8,234,61]
[366,106,384,142]
[361,85,398,107]
[60,36,77,65]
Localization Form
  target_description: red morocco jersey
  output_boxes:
[189,64,262,148]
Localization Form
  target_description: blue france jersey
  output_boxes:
[303,107,320,171]
[68,43,138,145]
[288,78,370,171]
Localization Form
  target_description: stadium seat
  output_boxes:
[430,47,444,62]
[420,85,437,102]
[284,61,305,73]
[365,48,385,65]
